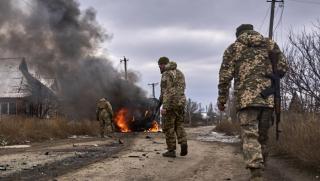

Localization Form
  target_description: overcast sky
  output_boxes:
[78,0,319,108]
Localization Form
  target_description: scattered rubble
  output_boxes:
[128,155,140,158]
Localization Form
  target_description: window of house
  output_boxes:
[9,102,16,115]
[1,103,8,114]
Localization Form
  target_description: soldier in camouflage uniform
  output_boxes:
[158,57,188,158]
[217,24,288,181]
[96,98,114,138]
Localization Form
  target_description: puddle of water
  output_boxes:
[0,145,31,149]
[197,131,240,143]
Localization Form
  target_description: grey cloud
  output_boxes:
[78,0,320,105]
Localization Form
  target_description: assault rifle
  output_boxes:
[260,50,283,141]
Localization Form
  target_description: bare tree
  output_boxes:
[207,102,216,123]
[284,22,320,112]
[185,98,203,126]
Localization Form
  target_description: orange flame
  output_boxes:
[114,108,131,132]
[148,121,160,132]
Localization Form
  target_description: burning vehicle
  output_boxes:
[113,98,161,132]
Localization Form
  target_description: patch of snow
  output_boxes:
[68,135,93,139]
[197,131,240,143]
[0,145,31,149]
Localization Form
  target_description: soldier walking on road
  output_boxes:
[158,57,188,158]
[217,24,288,181]
[96,98,114,138]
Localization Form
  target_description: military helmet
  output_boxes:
[236,24,254,37]
[97,98,108,109]
[158,56,169,65]
[99,98,106,102]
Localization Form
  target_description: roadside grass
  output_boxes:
[0,116,99,145]
[269,112,320,168]
[214,119,240,136]
[214,112,320,168]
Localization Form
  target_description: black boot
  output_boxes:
[180,143,188,156]
[162,150,176,158]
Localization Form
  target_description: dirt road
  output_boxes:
[0,126,317,181]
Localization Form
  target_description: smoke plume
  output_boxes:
[0,0,148,119]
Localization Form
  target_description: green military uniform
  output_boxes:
[218,24,288,180]
[159,60,188,157]
[96,98,114,138]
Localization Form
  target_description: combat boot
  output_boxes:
[180,143,188,156]
[162,150,176,158]
[250,168,263,181]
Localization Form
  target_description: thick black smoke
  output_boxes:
[0,0,148,119]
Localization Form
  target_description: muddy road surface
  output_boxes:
[0,126,317,181]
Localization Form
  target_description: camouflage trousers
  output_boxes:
[238,107,273,169]
[162,106,187,151]
[100,118,114,137]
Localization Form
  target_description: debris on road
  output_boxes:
[128,155,140,158]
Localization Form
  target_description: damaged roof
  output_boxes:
[0,59,56,98]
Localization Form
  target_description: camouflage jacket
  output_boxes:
[218,30,288,111]
[96,99,113,121]
[160,61,186,109]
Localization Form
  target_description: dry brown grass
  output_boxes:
[214,120,241,136]
[269,112,320,167]
[213,112,320,168]
[0,116,99,145]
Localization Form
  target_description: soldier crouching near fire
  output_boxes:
[158,57,188,158]
[217,24,288,181]
[96,98,114,138]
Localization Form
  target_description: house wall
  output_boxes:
[0,98,27,115]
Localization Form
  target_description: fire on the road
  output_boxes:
[147,121,159,132]
[114,108,160,132]
[114,108,131,132]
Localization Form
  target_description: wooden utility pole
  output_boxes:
[120,56,129,80]
[268,0,284,39]
[148,82,159,98]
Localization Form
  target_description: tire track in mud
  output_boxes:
[0,134,136,181]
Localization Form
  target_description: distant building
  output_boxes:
[0,58,57,118]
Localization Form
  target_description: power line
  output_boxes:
[274,2,285,32]
[120,56,129,80]
[287,0,320,5]
[267,0,284,39]
[268,0,277,39]
[148,82,159,98]
[258,6,271,32]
